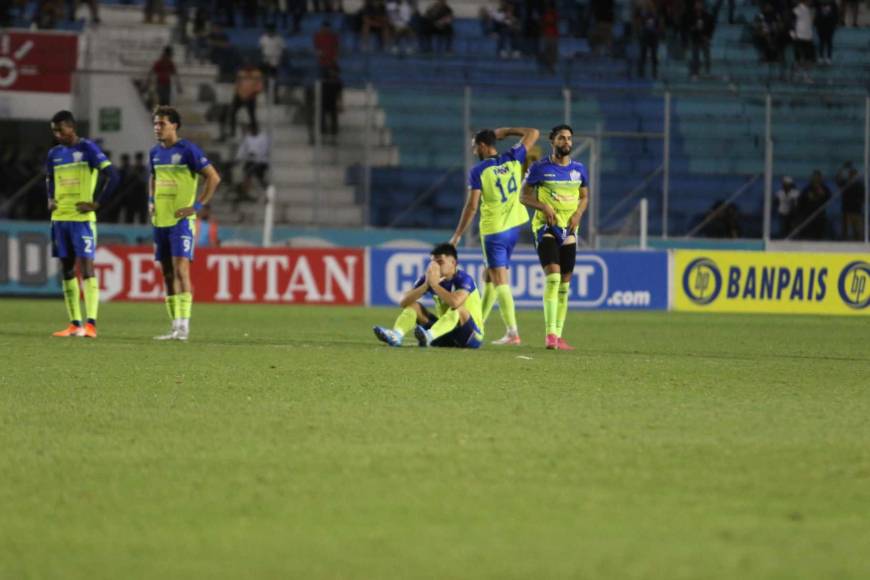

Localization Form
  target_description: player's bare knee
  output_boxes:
[489,267,509,286]
[456,306,470,324]
[79,259,95,279]
[60,257,76,279]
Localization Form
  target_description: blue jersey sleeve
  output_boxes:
[468,164,484,190]
[453,271,476,294]
[524,160,544,186]
[149,146,158,177]
[185,142,211,173]
[508,143,527,164]
[83,140,110,169]
[578,163,589,187]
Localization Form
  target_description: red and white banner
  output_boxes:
[0,31,78,94]
[95,246,365,305]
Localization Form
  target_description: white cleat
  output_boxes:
[492,333,521,346]
[173,328,189,341]
[153,329,178,341]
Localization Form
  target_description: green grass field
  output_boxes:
[1,299,868,579]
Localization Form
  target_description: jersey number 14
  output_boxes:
[495,176,517,203]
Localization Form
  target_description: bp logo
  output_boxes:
[683,257,722,305]
[837,261,870,309]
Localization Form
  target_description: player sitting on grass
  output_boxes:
[373,243,484,349]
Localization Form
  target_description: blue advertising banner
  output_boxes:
[368,248,669,310]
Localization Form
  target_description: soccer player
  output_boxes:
[46,110,119,338]
[150,106,221,341]
[521,124,589,351]
[373,243,484,349]
[449,126,539,346]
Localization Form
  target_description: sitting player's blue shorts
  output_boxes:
[51,221,97,259]
[419,308,483,349]
[534,224,577,247]
[154,219,196,261]
[481,224,523,269]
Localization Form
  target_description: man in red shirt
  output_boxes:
[149,46,181,106]
[313,19,340,73]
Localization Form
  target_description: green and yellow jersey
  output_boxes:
[150,140,211,228]
[468,144,530,236]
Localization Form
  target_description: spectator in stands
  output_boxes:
[144,0,166,24]
[230,61,264,137]
[208,23,235,79]
[196,205,221,247]
[752,3,787,64]
[35,0,64,29]
[774,175,800,238]
[286,0,306,33]
[149,47,182,106]
[188,7,211,64]
[216,0,236,27]
[242,0,259,27]
[102,153,132,223]
[701,200,741,238]
[312,0,343,11]
[235,125,271,202]
[634,0,661,79]
[259,24,286,82]
[127,152,150,224]
[839,0,859,27]
[387,0,418,54]
[421,0,454,54]
[66,0,100,23]
[481,1,520,58]
[798,170,831,239]
[314,19,341,73]
[815,0,838,64]
[687,1,714,79]
[320,65,344,144]
[589,0,614,56]
[360,0,391,51]
[539,1,559,73]
[838,166,865,240]
[791,0,815,77]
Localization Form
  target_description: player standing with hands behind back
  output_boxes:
[150,106,221,341]
[521,124,588,351]
[449,126,539,345]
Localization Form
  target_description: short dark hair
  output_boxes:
[51,110,75,127]
[431,242,458,260]
[153,106,182,128]
[472,129,496,147]
[549,124,573,140]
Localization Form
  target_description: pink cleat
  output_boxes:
[557,337,575,351]
[545,333,559,350]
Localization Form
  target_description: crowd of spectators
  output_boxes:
[773,162,866,240]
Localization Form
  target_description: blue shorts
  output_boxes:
[154,219,196,261]
[51,221,97,259]
[481,224,523,269]
[534,225,577,247]
[431,316,484,349]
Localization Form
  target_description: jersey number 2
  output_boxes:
[495,176,517,203]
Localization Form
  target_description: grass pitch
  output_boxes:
[1,299,868,579]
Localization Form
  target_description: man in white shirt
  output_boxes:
[235,125,271,202]
[774,176,800,238]
[259,25,286,81]
[791,0,815,73]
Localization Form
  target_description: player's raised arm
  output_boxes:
[494,127,540,151]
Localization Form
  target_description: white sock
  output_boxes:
[180,319,190,332]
